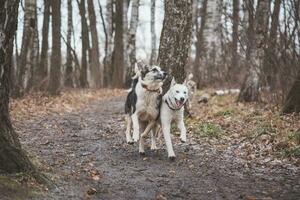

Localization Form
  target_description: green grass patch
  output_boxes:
[192,122,223,139]
[281,146,300,158]
[0,174,40,200]
[214,109,235,117]
[288,129,300,145]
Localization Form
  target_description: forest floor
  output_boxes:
[1,89,300,200]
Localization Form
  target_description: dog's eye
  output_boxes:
[184,91,187,94]
[176,91,179,93]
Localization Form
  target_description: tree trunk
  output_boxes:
[37,0,50,90]
[228,0,239,79]
[158,0,193,87]
[48,0,61,95]
[65,0,74,88]
[78,0,89,88]
[27,3,39,91]
[238,0,270,102]
[87,0,102,87]
[193,0,208,87]
[111,0,124,88]
[103,0,114,86]
[282,70,300,113]
[150,0,156,65]
[125,0,140,87]
[264,0,281,90]
[16,0,38,97]
[0,0,36,174]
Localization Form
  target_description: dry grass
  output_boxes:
[187,89,300,164]
[10,89,125,122]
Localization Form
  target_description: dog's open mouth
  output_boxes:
[175,99,184,108]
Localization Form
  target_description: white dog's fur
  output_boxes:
[140,78,189,158]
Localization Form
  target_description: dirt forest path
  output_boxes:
[16,96,299,200]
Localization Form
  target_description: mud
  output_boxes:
[15,96,300,200]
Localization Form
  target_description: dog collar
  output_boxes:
[165,99,182,111]
[141,84,161,93]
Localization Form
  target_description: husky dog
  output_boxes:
[124,62,167,154]
[160,78,188,159]
[141,78,189,159]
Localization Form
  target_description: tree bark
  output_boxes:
[78,0,89,88]
[65,0,74,88]
[150,0,156,65]
[125,0,140,87]
[0,0,36,174]
[48,0,61,95]
[16,0,38,97]
[282,69,300,113]
[37,0,50,90]
[193,0,208,87]
[238,0,270,102]
[103,0,114,86]
[87,0,102,87]
[157,0,193,87]
[264,0,281,90]
[228,0,239,79]
[111,0,124,88]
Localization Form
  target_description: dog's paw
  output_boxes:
[139,151,146,156]
[169,156,176,161]
[127,141,134,145]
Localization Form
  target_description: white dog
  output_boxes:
[124,62,167,154]
[160,78,188,159]
[141,78,189,159]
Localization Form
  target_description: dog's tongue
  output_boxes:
[176,100,183,108]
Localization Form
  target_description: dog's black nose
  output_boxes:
[180,97,185,102]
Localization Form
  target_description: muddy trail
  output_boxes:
[15,96,300,200]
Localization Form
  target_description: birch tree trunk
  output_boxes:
[193,0,208,87]
[48,0,61,95]
[88,0,102,87]
[125,0,140,87]
[28,3,39,90]
[0,0,37,174]
[111,0,124,88]
[150,0,156,65]
[16,0,38,97]
[157,0,193,87]
[123,0,130,84]
[65,0,74,88]
[238,0,270,102]
[78,0,89,88]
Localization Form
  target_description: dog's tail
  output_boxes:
[188,73,194,80]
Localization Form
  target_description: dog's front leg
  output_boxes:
[131,113,140,142]
[125,114,133,144]
[162,119,175,159]
[177,117,187,143]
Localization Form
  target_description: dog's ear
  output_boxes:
[171,77,176,87]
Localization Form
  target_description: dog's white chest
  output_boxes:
[137,93,160,121]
